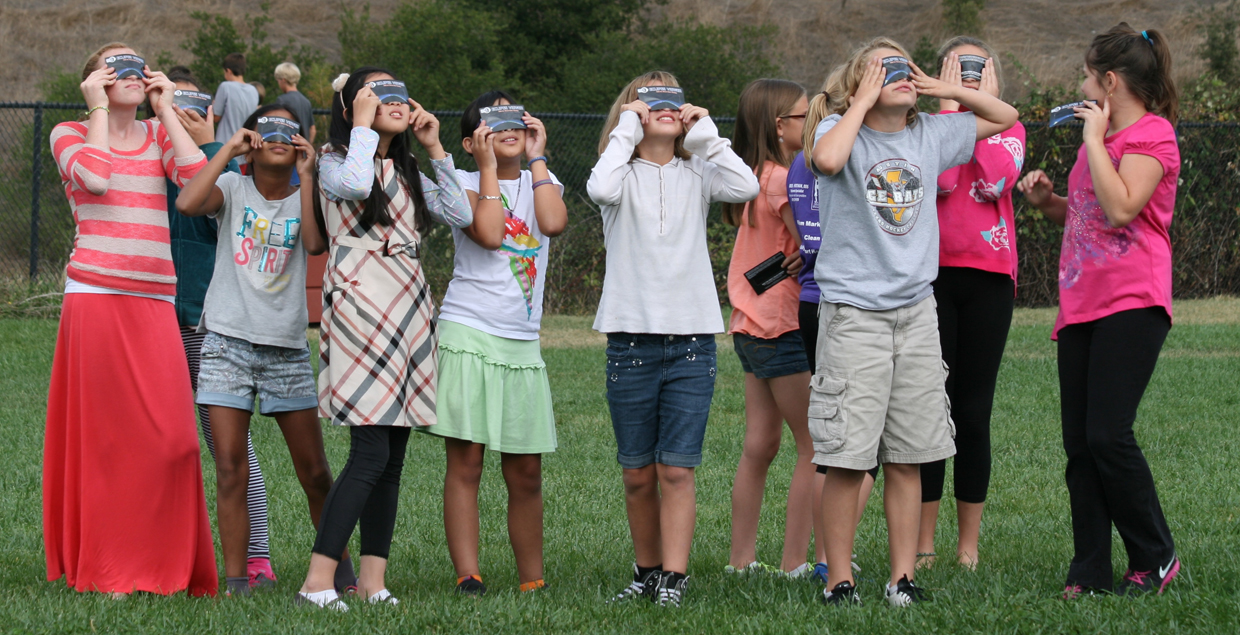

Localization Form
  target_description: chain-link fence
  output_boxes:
[2,102,1238,312]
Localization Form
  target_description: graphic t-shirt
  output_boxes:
[199,171,309,349]
[439,169,563,340]
[726,161,800,339]
[1053,113,1179,338]
[811,112,976,310]
[788,152,821,304]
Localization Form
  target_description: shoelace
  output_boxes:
[1126,570,1151,585]
[657,586,681,606]
[609,581,644,603]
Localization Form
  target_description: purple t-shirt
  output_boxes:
[788,152,820,303]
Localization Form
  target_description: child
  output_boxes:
[213,52,259,142]
[45,42,217,597]
[430,90,568,596]
[917,36,1026,570]
[1017,23,1181,598]
[588,71,760,607]
[295,67,472,610]
[164,68,279,589]
[806,37,1017,606]
[176,104,349,597]
[721,79,816,577]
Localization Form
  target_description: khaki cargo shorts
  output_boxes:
[809,296,956,470]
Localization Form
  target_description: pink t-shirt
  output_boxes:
[1053,112,1179,339]
[936,111,1024,285]
[727,162,800,339]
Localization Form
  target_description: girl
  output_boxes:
[588,71,760,607]
[164,68,279,590]
[176,104,349,597]
[722,79,816,577]
[295,68,472,610]
[45,43,216,597]
[805,37,1017,607]
[431,90,568,596]
[1017,24,1181,598]
[917,36,1026,570]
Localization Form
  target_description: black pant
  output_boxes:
[921,267,1014,504]
[1058,307,1174,590]
[312,426,411,560]
[800,300,879,479]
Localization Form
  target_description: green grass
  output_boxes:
[1,304,1239,633]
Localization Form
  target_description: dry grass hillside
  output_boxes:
[0,0,1228,103]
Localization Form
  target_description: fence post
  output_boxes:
[29,102,43,280]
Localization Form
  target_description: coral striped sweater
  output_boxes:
[51,119,206,296]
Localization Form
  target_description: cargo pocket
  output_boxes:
[941,360,956,439]
[808,373,848,453]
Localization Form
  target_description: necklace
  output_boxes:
[500,172,523,213]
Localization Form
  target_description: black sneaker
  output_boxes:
[1117,554,1180,596]
[456,575,486,596]
[608,564,661,604]
[885,575,928,607]
[652,571,688,607]
[821,580,862,606]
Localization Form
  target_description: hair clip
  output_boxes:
[1141,30,1152,44]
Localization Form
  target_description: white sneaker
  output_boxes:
[367,588,399,605]
[295,589,349,612]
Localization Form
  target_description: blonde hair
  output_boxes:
[81,42,137,81]
[936,35,1005,96]
[722,78,806,227]
[597,70,690,161]
[274,62,301,85]
[802,37,916,167]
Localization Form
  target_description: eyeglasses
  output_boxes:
[778,114,807,120]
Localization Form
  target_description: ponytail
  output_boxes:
[801,90,833,169]
[1085,23,1179,126]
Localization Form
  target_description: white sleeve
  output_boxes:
[683,117,760,205]
[586,110,643,206]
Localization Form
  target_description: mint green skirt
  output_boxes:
[426,320,557,453]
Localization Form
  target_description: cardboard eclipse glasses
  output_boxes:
[255,116,300,144]
[105,54,146,79]
[367,80,410,104]
[636,85,685,111]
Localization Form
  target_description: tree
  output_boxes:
[943,0,984,35]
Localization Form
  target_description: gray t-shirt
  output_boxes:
[275,90,314,137]
[213,81,260,142]
[812,112,976,310]
[199,171,309,349]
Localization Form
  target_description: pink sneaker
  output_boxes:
[248,557,277,589]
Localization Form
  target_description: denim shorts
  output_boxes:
[732,330,812,379]
[605,333,717,469]
[196,331,318,415]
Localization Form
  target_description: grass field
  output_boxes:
[2,300,1239,633]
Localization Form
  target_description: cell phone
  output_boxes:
[1048,100,1098,128]
[882,56,911,86]
[367,79,409,104]
[744,252,790,295]
[958,54,987,82]
[105,54,145,79]
[636,86,684,111]
[480,105,527,131]
[172,89,212,117]
[255,115,300,144]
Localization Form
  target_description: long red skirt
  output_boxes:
[44,293,218,596]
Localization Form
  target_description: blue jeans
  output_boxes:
[196,331,318,415]
[605,333,717,468]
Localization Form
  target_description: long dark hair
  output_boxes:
[1085,23,1178,126]
[460,89,517,141]
[722,78,805,227]
[314,66,432,238]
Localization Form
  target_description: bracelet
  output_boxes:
[85,106,110,117]
[478,195,502,201]
[532,179,554,190]
[527,156,548,166]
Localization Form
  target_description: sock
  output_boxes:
[519,579,546,592]
[334,557,357,591]
[664,571,687,586]
[226,576,251,596]
[636,563,663,580]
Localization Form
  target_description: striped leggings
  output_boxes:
[180,326,272,560]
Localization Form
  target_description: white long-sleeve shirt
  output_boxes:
[588,110,759,334]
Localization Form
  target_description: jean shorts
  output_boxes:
[196,331,318,415]
[605,333,717,469]
[732,330,812,379]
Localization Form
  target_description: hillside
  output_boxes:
[0,0,1228,103]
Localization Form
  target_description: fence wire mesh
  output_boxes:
[2,103,1237,312]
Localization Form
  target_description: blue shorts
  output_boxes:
[732,330,811,379]
[196,331,318,415]
[605,333,717,469]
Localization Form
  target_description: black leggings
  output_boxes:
[800,300,879,479]
[1059,307,1174,590]
[921,267,1013,504]
[312,426,411,560]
